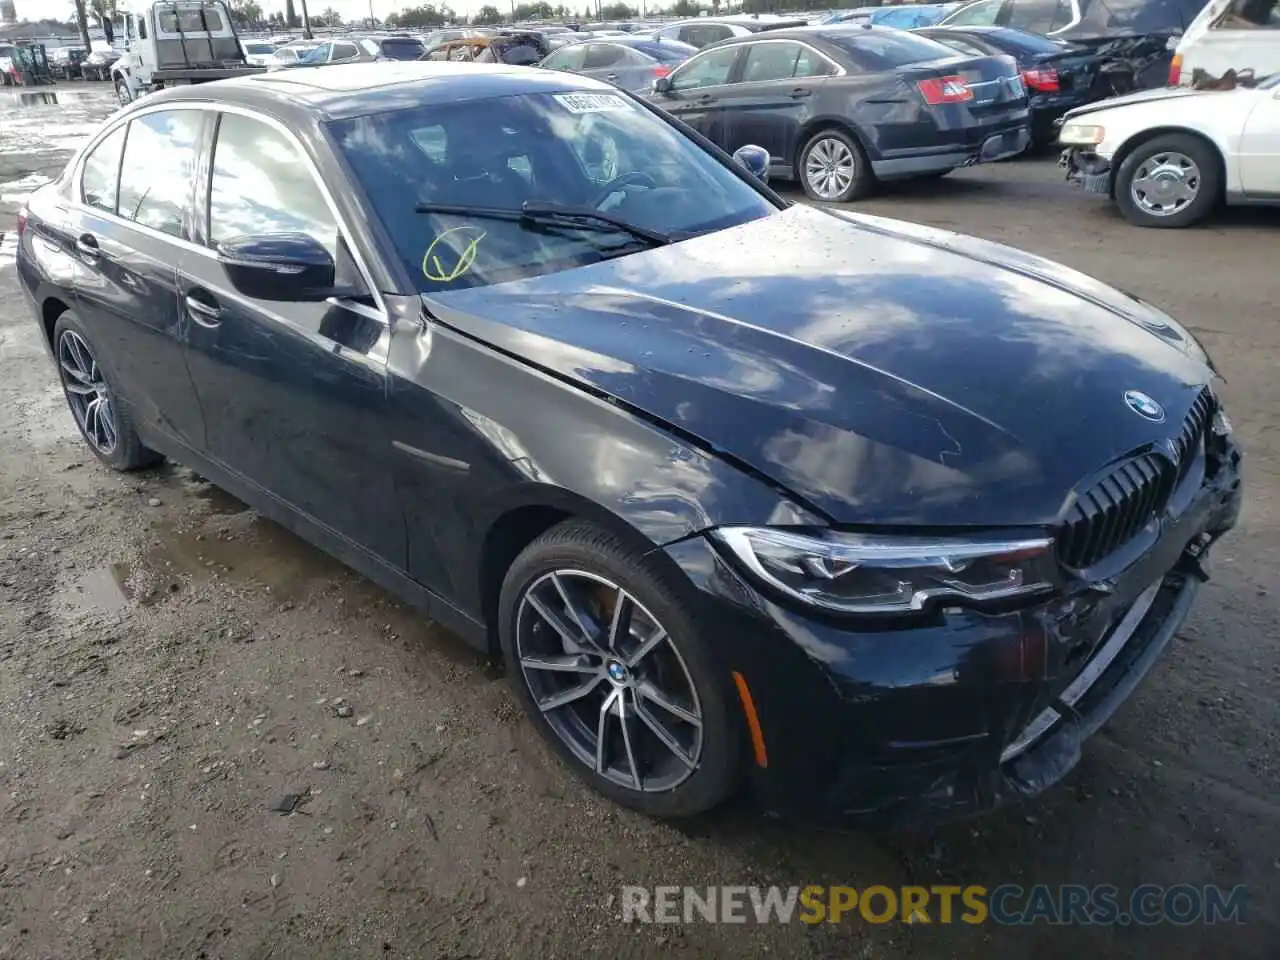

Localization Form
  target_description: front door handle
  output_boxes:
[605,73,618,82]
[184,292,222,328]
[788,87,812,99]
[75,234,100,261]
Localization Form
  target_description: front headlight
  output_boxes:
[712,528,1055,615]
[1058,123,1105,146]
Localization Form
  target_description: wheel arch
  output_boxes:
[795,117,875,166]
[1109,126,1227,201]
[40,296,71,350]
[476,487,685,658]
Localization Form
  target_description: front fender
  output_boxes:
[385,311,821,620]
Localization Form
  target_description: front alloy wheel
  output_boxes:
[516,570,703,793]
[499,520,741,818]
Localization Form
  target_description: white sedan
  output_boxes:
[1058,78,1280,228]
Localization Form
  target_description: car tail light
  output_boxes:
[651,64,671,78]
[1169,53,1182,86]
[917,75,973,104]
[1021,67,1060,92]
[15,206,28,237]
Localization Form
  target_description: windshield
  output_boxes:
[244,42,274,54]
[984,26,1069,53]
[330,91,775,293]
[379,37,426,59]
[820,28,965,67]
[1075,0,1208,32]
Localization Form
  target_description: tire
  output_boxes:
[114,77,133,105]
[798,127,873,203]
[52,310,161,472]
[1113,134,1221,229]
[498,519,742,818]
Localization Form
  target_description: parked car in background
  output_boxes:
[419,28,485,57]
[80,43,120,81]
[0,44,15,86]
[940,0,1210,90]
[1170,0,1280,88]
[647,25,1031,201]
[240,39,278,67]
[49,46,90,80]
[16,63,1241,824]
[538,36,697,92]
[917,25,1106,142]
[825,3,964,27]
[286,35,426,67]
[1060,72,1280,226]
[269,38,324,68]
[652,15,810,49]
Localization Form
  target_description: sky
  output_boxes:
[10,0,521,23]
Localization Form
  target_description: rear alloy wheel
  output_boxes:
[53,311,160,471]
[498,521,741,818]
[1114,134,1221,228]
[799,129,872,203]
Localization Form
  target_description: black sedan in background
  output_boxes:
[915,25,1105,142]
[538,36,697,93]
[646,25,1031,202]
[16,63,1240,823]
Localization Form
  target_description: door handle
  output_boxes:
[184,292,222,327]
[788,87,812,99]
[75,234,100,260]
[605,73,618,82]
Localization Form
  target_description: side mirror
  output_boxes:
[732,144,769,183]
[216,233,338,302]
[652,75,672,94]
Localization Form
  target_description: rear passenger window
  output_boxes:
[795,46,836,78]
[1007,0,1073,33]
[584,43,627,68]
[117,110,202,237]
[741,42,801,82]
[207,112,338,257]
[81,125,126,213]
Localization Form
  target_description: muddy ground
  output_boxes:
[0,84,1277,960]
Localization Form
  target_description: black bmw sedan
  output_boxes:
[16,62,1241,823]
[645,25,1032,202]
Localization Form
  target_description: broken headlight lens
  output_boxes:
[712,528,1055,615]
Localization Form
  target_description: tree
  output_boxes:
[599,1,634,15]
[313,5,341,25]
[666,0,699,14]
[266,10,285,26]
[72,0,92,51]
[473,4,502,23]
[388,4,449,27]
[513,1,554,18]
[285,0,299,27]
[228,0,264,26]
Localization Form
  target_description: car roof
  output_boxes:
[142,61,615,121]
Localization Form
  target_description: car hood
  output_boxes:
[424,204,1212,528]
[1063,86,1208,119]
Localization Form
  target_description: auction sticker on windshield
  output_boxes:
[553,93,633,114]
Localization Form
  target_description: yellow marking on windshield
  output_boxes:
[422,225,487,283]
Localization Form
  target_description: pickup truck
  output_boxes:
[111,0,265,104]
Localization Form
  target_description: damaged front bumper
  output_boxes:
[663,429,1243,825]
[1061,146,1114,195]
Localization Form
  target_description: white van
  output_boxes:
[1171,0,1280,87]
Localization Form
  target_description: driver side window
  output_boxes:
[670,45,739,90]
[945,0,1009,25]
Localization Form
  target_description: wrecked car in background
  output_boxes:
[941,0,1212,91]
[1059,73,1280,226]
[1171,0,1280,88]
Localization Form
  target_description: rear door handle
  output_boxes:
[788,87,812,99]
[184,292,222,328]
[605,73,618,81]
[75,234,100,261]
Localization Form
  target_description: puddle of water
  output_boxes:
[58,563,134,619]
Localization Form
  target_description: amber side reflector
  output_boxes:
[731,670,769,769]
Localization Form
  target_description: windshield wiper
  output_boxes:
[413,201,673,246]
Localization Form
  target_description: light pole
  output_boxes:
[301,0,313,37]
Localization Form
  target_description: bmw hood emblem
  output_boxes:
[1124,390,1165,423]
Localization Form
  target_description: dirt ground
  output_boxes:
[1,84,1278,960]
